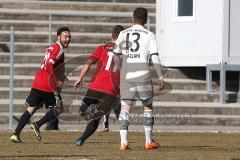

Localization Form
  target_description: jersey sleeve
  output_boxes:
[89,46,102,63]
[113,31,123,54]
[148,33,158,55]
[45,44,62,83]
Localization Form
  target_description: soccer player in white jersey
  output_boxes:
[113,7,164,150]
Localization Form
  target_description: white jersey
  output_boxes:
[114,24,158,82]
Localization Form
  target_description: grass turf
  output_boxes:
[1,131,240,160]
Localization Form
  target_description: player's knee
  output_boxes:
[142,97,153,106]
[143,110,154,126]
[26,107,36,115]
[56,107,64,115]
[119,110,130,130]
[49,107,60,118]
[79,103,89,116]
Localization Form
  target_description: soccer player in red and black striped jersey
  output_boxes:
[10,27,71,143]
[74,25,124,146]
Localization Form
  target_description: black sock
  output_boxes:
[15,110,32,136]
[36,109,58,128]
[104,113,109,128]
[80,118,100,142]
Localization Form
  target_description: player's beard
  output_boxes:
[60,39,70,48]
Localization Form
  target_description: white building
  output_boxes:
[156,0,240,67]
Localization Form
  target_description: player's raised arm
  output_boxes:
[74,59,94,89]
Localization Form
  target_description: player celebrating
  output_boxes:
[74,25,124,146]
[113,8,164,150]
[10,27,71,143]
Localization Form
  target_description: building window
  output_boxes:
[178,0,193,16]
[173,0,195,22]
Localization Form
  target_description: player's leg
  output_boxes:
[102,113,110,132]
[113,101,121,119]
[10,88,42,143]
[119,83,135,150]
[102,100,120,132]
[81,90,118,121]
[75,117,101,146]
[45,92,63,130]
[119,100,132,150]
[31,91,58,141]
[76,91,118,146]
[138,81,159,149]
[79,90,98,117]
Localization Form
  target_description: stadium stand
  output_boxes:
[0,0,240,128]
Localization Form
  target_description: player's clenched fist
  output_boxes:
[74,79,83,89]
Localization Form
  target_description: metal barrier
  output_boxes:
[206,64,240,104]
[9,26,15,129]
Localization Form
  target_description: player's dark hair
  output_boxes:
[133,7,148,25]
[57,27,70,36]
[112,25,124,40]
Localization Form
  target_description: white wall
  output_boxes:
[156,0,224,66]
[228,0,240,64]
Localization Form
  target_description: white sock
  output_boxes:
[144,110,153,144]
[120,130,128,145]
[144,125,152,144]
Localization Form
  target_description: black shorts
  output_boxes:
[25,88,56,108]
[82,89,119,114]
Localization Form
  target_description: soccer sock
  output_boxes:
[80,118,100,142]
[103,113,109,128]
[144,126,153,144]
[15,110,32,136]
[143,110,154,144]
[36,109,58,128]
[120,130,128,145]
[119,110,129,145]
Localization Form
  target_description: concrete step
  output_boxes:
[1,101,240,126]
[1,99,240,113]
[0,52,90,63]
[1,74,239,91]
[0,15,134,24]
[0,87,238,102]
[0,42,97,53]
[0,20,156,33]
[1,61,239,81]
[35,0,155,3]
[0,62,166,79]
[0,31,112,44]
[0,1,156,12]
[2,113,240,126]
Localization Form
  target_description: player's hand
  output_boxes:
[56,81,64,89]
[64,75,68,82]
[158,78,164,91]
[74,79,82,90]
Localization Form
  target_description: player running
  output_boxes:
[74,25,124,146]
[10,27,71,143]
[113,8,164,150]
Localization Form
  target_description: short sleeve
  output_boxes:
[89,46,102,62]
[149,33,158,55]
[46,44,63,65]
[113,31,123,54]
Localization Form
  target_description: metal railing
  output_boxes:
[9,26,14,129]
